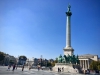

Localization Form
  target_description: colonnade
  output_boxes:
[79,59,90,70]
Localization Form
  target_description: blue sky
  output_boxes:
[0,0,100,59]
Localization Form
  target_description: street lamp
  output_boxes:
[40,55,42,67]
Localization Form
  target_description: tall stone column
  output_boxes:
[63,4,74,56]
[66,12,71,47]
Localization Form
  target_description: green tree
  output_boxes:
[19,55,27,60]
[9,60,14,64]
[98,65,100,70]
[51,61,55,67]
[0,51,5,61]
[90,61,100,70]
[55,58,58,63]
[47,62,52,67]
[90,61,97,70]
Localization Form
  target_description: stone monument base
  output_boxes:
[53,63,81,73]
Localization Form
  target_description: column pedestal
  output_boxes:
[63,47,74,56]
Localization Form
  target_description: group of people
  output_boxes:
[7,64,17,71]
[58,67,64,72]
[7,64,25,71]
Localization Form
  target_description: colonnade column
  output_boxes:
[85,60,87,70]
[83,60,85,70]
[80,60,82,67]
[88,60,89,69]
[79,59,90,70]
[81,60,83,68]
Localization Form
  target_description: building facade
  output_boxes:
[4,54,16,65]
[78,54,98,70]
[26,57,34,66]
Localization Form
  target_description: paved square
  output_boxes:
[0,66,95,75]
[0,66,65,75]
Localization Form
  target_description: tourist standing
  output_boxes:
[58,67,59,72]
[59,68,61,72]
[62,67,64,72]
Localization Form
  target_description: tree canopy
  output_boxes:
[19,55,27,60]
[47,62,52,67]
[90,61,100,70]
[9,60,14,64]
[0,51,5,61]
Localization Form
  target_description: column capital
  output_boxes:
[66,12,72,16]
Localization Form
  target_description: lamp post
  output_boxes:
[28,59,29,66]
[45,59,47,67]
[40,55,42,67]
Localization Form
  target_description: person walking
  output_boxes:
[7,65,10,71]
[38,65,40,71]
[12,64,16,71]
[29,65,31,70]
[16,65,17,70]
[38,67,39,71]
[22,65,24,71]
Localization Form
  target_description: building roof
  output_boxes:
[79,54,97,57]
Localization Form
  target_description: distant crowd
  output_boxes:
[7,64,52,72]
